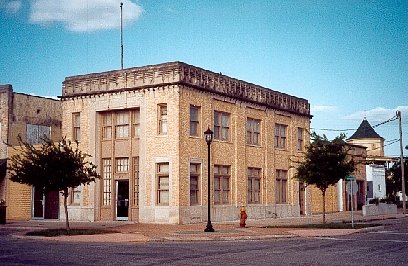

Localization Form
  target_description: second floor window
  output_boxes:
[158,104,168,135]
[102,113,112,139]
[115,111,129,138]
[214,111,230,141]
[246,118,261,145]
[274,124,287,149]
[297,127,304,151]
[132,109,140,138]
[73,113,80,142]
[116,157,129,172]
[26,124,51,145]
[190,105,200,137]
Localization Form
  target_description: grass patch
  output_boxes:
[263,223,381,229]
[26,228,119,237]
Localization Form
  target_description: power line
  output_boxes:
[312,115,399,133]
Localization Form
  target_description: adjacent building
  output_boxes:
[0,84,62,220]
[60,61,312,224]
[347,118,395,203]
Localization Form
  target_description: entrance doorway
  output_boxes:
[32,187,59,219]
[116,180,129,221]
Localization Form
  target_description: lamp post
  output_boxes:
[204,127,215,232]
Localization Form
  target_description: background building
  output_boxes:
[0,84,62,220]
[61,61,312,224]
[347,118,396,203]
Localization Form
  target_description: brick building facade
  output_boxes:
[61,62,312,224]
[0,84,62,220]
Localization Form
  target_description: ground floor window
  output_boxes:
[103,158,112,205]
[214,165,230,205]
[190,163,200,205]
[275,169,288,203]
[248,168,261,204]
[157,163,169,205]
[133,157,139,206]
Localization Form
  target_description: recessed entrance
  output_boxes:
[116,180,129,221]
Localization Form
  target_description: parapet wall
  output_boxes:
[62,62,310,117]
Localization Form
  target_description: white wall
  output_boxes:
[366,164,386,200]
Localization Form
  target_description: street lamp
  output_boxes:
[204,127,215,232]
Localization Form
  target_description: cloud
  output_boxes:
[343,106,408,123]
[0,0,22,14]
[29,0,143,32]
[311,105,338,114]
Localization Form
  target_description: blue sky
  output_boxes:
[1,0,407,156]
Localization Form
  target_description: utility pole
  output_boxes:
[397,110,406,214]
[120,2,124,70]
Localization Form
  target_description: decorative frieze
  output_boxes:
[62,62,310,116]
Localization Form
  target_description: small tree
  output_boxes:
[294,133,355,223]
[9,137,99,230]
[386,157,408,202]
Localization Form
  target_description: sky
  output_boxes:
[0,0,407,156]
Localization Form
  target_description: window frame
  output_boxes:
[102,113,113,140]
[274,123,287,149]
[132,109,140,139]
[133,157,139,206]
[102,158,112,206]
[72,112,81,142]
[248,168,261,204]
[158,104,168,135]
[190,163,200,205]
[214,165,230,205]
[189,105,200,137]
[297,127,304,151]
[115,111,130,139]
[156,163,169,205]
[116,157,129,173]
[26,124,51,145]
[246,117,261,145]
[275,169,288,204]
[214,111,230,141]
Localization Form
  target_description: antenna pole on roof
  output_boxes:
[120,2,124,70]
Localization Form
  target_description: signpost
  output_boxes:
[345,175,357,228]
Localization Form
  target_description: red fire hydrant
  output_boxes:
[240,207,247,228]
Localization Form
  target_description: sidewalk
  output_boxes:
[1,211,405,243]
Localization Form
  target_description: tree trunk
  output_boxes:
[322,189,326,224]
[63,189,70,231]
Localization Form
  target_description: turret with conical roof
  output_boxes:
[347,118,384,157]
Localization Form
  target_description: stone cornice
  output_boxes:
[61,61,311,116]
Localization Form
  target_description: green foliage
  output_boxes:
[294,133,355,223]
[9,136,99,194]
[294,133,355,191]
[386,157,408,198]
[8,136,100,230]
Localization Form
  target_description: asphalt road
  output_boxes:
[1,218,407,265]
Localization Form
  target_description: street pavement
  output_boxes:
[1,211,405,243]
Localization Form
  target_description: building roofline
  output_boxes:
[61,61,311,117]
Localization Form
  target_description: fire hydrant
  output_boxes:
[239,207,247,228]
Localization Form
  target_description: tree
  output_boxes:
[294,133,355,223]
[386,157,408,202]
[9,137,99,230]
